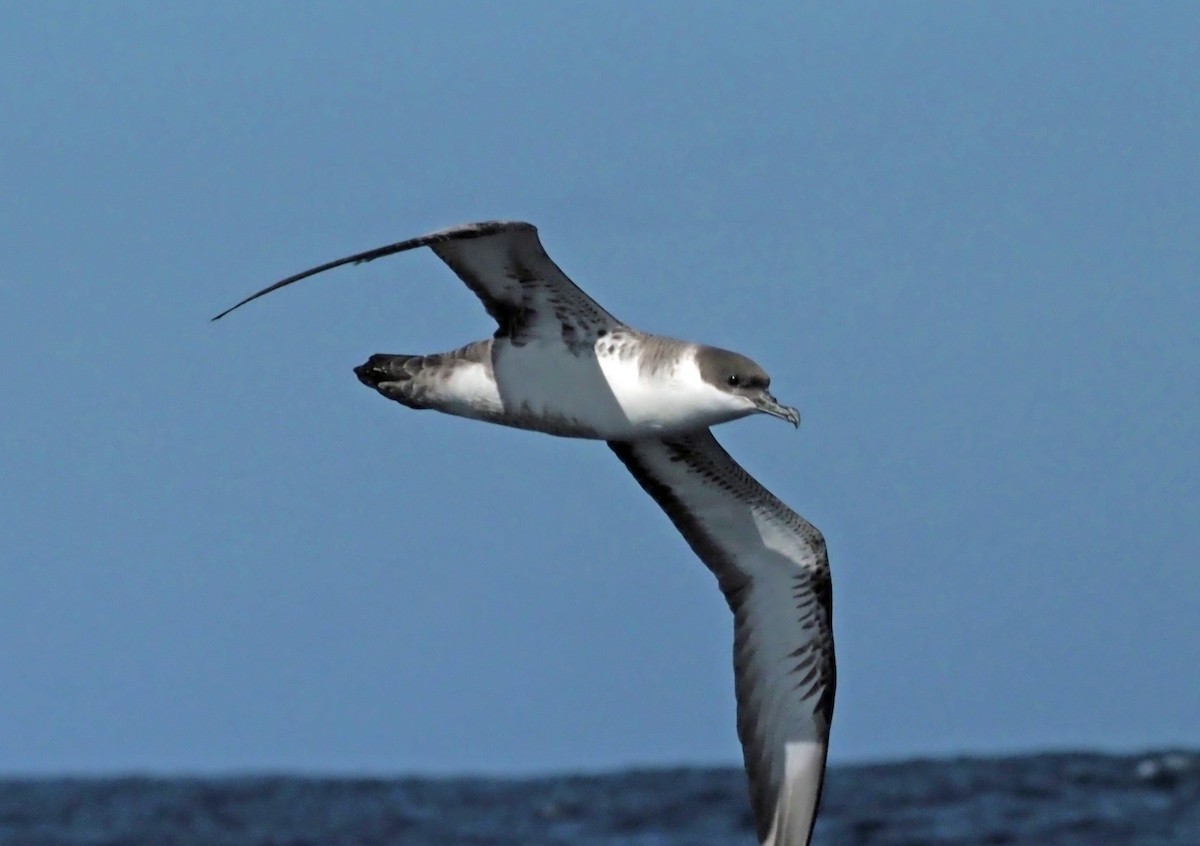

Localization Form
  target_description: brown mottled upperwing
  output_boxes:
[213,221,622,350]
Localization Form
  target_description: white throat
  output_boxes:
[597,343,755,435]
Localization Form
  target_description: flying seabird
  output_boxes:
[214,221,835,846]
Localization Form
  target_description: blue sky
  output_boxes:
[2,3,1197,775]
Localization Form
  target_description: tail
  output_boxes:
[354,353,434,409]
[353,340,495,414]
[354,353,424,389]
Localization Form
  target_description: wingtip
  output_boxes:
[210,302,243,322]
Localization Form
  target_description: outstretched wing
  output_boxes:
[213,220,621,344]
[609,430,835,846]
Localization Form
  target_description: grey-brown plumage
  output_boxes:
[354,340,494,410]
[214,219,831,844]
[213,220,800,435]
[695,346,771,392]
[212,221,619,350]
[610,431,834,846]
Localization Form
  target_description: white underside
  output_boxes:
[448,339,754,439]
[762,741,824,846]
[438,361,505,419]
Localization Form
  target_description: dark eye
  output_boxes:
[727,374,740,387]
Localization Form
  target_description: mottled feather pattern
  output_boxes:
[355,340,493,408]
[355,340,604,438]
[211,221,620,343]
[215,220,832,845]
[609,431,834,846]
[430,222,619,348]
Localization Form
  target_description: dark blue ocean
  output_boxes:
[3,751,1196,845]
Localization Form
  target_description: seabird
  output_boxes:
[214,221,835,846]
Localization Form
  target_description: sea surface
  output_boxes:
[2,751,1197,846]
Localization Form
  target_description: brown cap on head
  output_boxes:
[695,345,772,392]
[695,345,800,428]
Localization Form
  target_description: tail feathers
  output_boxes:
[353,340,496,416]
[354,353,423,389]
[354,353,438,409]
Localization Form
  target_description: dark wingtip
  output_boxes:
[210,221,535,326]
[210,292,267,322]
[209,236,431,326]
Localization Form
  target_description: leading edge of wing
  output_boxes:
[210,220,534,321]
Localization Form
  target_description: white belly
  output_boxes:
[485,339,735,439]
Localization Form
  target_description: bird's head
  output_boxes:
[694,346,800,428]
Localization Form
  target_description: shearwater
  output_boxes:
[214,220,835,846]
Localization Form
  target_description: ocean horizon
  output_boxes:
[3,749,1196,845]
